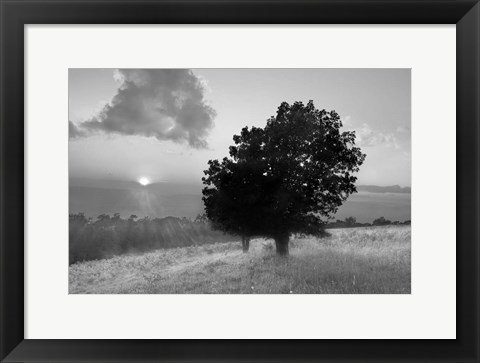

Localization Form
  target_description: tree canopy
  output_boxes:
[202,101,366,255]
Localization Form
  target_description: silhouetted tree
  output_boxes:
[373,216,391,226]
[345,216,357,227]
[202,160,264,252]
[202,101,365,256]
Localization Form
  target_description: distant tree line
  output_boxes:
[69,213,237,265]
[326,216,411,229]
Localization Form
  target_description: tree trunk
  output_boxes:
[242,236,250,253]
[274,234,289,256]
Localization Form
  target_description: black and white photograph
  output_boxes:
[69,68,411,294]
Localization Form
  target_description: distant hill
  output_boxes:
[357,185,411,194]
[69,179,411,223]
[70,177,202,194]
[69,185,205,220]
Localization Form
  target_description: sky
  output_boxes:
[69,68,411,187]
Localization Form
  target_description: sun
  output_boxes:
[138,177,150,186]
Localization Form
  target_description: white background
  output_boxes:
[25,25,456,339]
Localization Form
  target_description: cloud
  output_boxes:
[71,69,216,148]
[69,120,86,139]
[354,123,399,148]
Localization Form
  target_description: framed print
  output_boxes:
[67,68,411,295]
[1,0,479,362]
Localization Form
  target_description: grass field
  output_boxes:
[69,225,411,294]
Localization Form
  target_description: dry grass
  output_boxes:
[69,225,410,294]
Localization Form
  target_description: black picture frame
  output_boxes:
[1,1,479,362]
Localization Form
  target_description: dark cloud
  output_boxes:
[71,69,216,148]
[69,120,86,139]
